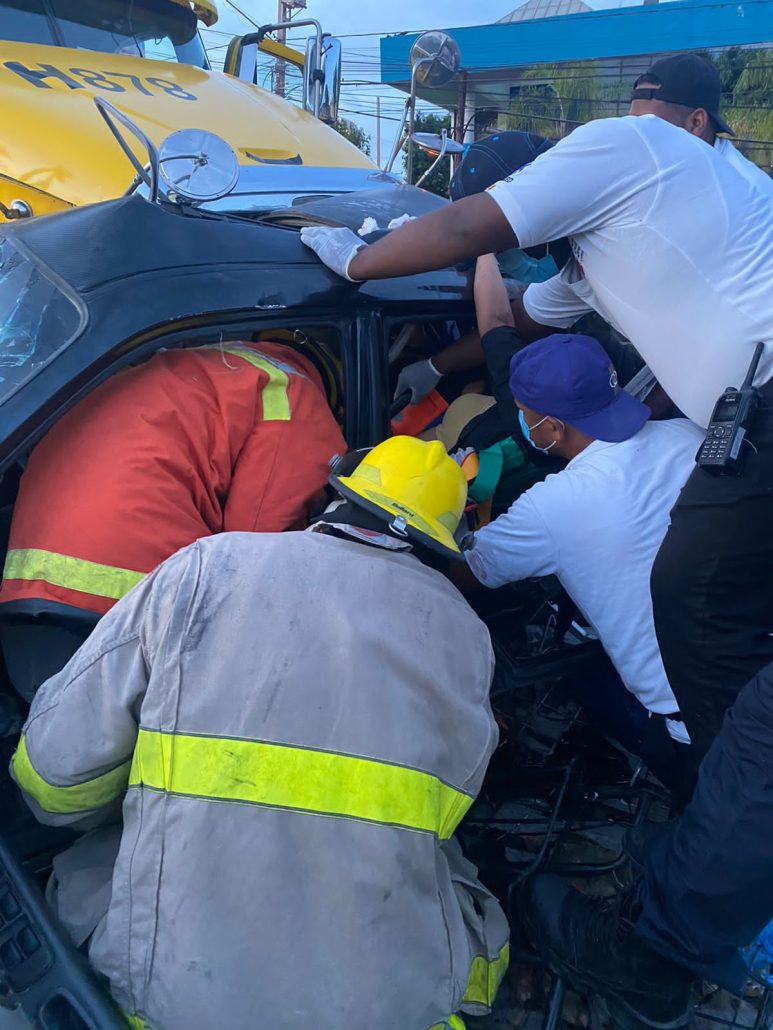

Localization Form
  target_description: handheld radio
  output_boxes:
[698,341,764,476]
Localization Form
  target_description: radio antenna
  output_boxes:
[741,341,764,391]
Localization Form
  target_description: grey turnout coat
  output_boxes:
[12,530,508,1030]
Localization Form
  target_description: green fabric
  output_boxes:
[468,438,526,503]
[492,453,566,515]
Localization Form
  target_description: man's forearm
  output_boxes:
[474,254,515,336]
[510,294,560,343]
[447,557,485,594]
[432,332,485,375]
[349,193,517,281]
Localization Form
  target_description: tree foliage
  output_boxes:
[505,61,603,139]
[699,47,773,168]
[403,112,453,197]
[727,50,773,169]
[715,47,750,93]
[499,49,773,170]
[334,117,371,156]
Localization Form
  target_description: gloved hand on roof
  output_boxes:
[300,226,366,282]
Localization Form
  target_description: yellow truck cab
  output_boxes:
[0,0,375,221]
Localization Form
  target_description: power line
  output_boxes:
[221,0,261,30]
[339,107,406,124]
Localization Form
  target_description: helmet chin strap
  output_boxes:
[312,497,413,545]
[320,497,347,518]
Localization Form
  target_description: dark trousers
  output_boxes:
[563,654,687,797]
[651,379,773,772]
[637,659,773,992]
[0,619,93,702]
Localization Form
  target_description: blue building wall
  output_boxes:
[380,0,773,82]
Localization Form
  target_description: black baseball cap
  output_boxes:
[632,53,734,136]
[449,130,554,201]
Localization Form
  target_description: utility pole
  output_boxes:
[275,0,287,98]
[274,0,306,99]
[454,72,468,145]
[376,96,381,165]
[451,71,468,178]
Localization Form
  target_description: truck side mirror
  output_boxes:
[304,34,342,124]
[224,36,258,83]
[226,22,341,126]
[224,29,306,87]
[385,30,462,182]
[318,37,342,125]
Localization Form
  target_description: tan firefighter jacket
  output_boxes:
[11,530,509,1030]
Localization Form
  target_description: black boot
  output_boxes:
[521,874,694,1030]
[624,819,673,873]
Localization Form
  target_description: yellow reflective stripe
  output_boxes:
[123,1015,154,1030]
[3,548,145,601]
[462,942,510,1008]
[11,735,131,815]
[219,347,291,421]
[427,1017,466,1030]
[129,729,473,839]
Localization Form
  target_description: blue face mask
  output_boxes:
[497,248,559,285]
[518,409,561,453]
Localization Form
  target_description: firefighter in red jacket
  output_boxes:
[0,339,345,698]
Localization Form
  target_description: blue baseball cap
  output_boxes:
[509,334,650,443]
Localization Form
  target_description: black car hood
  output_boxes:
[10,195,300,294]
[0,194,473,466]
[8,192,462,302]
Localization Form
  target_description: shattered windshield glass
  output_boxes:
[0,239,83,404]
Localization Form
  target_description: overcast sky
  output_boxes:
[204,0,644,163]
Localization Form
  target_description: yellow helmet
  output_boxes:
[332,436,468,559]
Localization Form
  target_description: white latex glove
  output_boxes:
[300,226,366,281]
[450,446,475,466]
[393,358,442,404]
[387,213,415,230]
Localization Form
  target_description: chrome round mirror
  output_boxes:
[411,132,465,157]
[410,31,461,88]
[158,129,240,203]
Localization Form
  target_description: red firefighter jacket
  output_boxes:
[1,342,345,616]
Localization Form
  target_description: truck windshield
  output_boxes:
[2,0,208,68]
